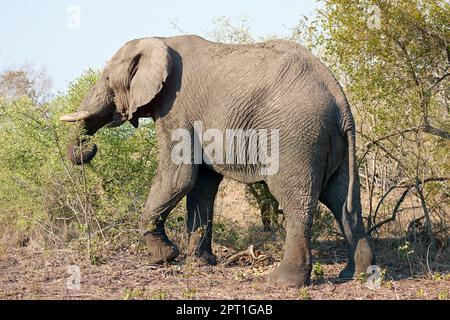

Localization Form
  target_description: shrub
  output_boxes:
[0,69,158,250]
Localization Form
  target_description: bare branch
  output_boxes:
[396,177,449,189]
[358,129,418,168]
[430,73,450,91]
[367,188,410,235]
[415,177,436,248]
[419,121,450,140]
[367,177,449,235]
[363,128,418,149]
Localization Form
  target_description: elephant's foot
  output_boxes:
[187,229,217,265]
[190,250,217,265]
[338,264,356,279]
[354,237,374,274]
[267,263,311,288]
[340,238,373,279]
[144,232,179,264]
[339,263,370,279]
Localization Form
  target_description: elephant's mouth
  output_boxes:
[67,139,98,165]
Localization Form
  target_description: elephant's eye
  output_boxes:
[105,76,112,86]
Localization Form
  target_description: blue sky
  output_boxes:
[0,0,320,93]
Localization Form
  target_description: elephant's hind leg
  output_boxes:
[141,163,198,264]
[186,167,223,265]
[319,166,373,279]
[266,174,321,287]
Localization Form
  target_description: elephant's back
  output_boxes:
[166,34,351,140]
[164,34,314,66]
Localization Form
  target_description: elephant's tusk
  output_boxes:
[59,111,91,122]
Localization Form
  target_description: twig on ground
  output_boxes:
[223,245,262,267]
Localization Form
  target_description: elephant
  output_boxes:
[60,35,373,287]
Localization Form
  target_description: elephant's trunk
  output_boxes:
[65,120,99,165]
[60,78,117,165]
[67,139,98,165]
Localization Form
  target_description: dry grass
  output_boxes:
[0,179,448,300]
[215,179,261,226]
[0,238,448,300]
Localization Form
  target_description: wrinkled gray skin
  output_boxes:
[61,35,373,287]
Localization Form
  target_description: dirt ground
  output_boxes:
[0,181,448,300]
[0,239,448,300]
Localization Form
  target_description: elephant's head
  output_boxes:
[60,38,172,165]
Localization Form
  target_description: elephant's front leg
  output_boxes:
[186,167,223,265]
[141,163,198,264]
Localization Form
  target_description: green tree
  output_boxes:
[310,0,449,245]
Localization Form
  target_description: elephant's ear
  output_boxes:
[127,38,172,120]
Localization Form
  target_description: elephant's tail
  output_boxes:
[336,107,359,245]
[334,97,358,215]
[345,128,357,214]
[328,74,359,216]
